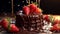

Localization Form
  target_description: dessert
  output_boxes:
[16,3,43,32]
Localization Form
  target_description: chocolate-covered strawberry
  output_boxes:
[23,6,30,15]
[1,18,19,32]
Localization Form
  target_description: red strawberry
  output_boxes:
[34,8,42,14]
[30,4,37,13]
[44,15,54,22]
[54,20,60,24]
[43,15,50,22]
[23,6,30,15]
[51,24,60,31]
[1,18,9,29]
[30,4,37,9]
[9,24,19,32]
[1,18,19,32]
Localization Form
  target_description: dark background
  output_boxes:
[0,0,60,15]
[40,0,60,15]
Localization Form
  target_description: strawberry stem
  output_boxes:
[31,1,38,7]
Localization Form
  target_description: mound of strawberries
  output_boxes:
[23,3,42,15]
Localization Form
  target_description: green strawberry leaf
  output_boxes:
[7,17,11,30]
[34,2,38,6]
[31,1,38,7]
[49,15,55,24]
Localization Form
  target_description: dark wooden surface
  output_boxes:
[0,29,60,34]
[0,30,41,34]
[1,31,60,34]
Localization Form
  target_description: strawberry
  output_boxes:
[0,18,19,32]
[43,15,50,22]
[43,15,54,23]
[30,4,37,13]
[51,24,60,31]
[30,4,37,9]
[1,18,9,29]
[54,20,60,25]
[9,24,19,32]
[23,6,30,15]
[34,8,42,14]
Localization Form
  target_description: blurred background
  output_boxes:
[0,0,60,16]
